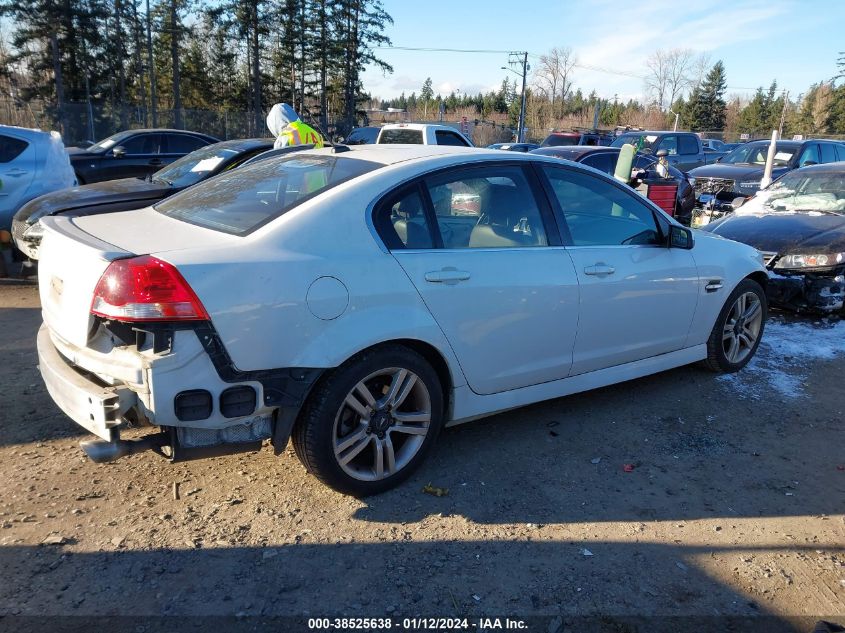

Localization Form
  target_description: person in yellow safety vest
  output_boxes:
[266,103,324,150]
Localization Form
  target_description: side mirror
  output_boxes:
[112,146,126,159]
[801,160,818,167]
[731,196,746,210]
[668,224,694,249]
[715,156,723,162]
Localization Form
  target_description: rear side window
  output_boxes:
[678,135,699,155]
[375,187,435,250]
[165,134,210,154]
[0,134,29,163]
[379,129,424,144]
[435,130,470,146]
[579,152,616,175]
[156,154,381,235]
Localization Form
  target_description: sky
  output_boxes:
[360,0,844,104]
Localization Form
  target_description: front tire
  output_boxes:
[704,278,767,372]
[292,345,444,496]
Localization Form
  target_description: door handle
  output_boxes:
[584,264,615,276]
[4,168,28,177]
[424,268,471,284]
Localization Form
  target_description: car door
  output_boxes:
[161,133,211,169]
[0,132,36,225]
[539,164,700,375]
[378,163,580,395]
[98,133,162,181]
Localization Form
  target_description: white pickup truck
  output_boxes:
[376,123,473,147]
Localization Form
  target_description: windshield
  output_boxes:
[155,154,382,235]
[610,134,658,151]
[738,171,845,215]
[720,143,796,166]
[86,131,132,152]
[152,144,245,188]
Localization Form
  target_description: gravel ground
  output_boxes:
[0,282,844,632]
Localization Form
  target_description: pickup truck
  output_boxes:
[610,131,723,172]
[376,123,473,147]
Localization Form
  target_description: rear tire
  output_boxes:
[292,345,444,496]
[703,278,767,373]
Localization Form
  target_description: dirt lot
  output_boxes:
[0,282,844,631]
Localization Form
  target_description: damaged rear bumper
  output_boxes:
[766,270,845,313]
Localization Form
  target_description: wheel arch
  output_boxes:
[744,270,768,292]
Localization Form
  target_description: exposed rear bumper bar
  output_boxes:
[37,323,135,440]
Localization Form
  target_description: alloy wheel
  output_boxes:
[332,367,432,482]
[722,291,763,364]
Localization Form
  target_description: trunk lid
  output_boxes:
[38,208,237,348]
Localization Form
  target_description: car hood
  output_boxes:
[689,164,790,180]
[706,211,845,255]
[14,178,170,224]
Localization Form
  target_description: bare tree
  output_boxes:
[644,48,694,109]
[534,46,576,120]
[691,52,712,90]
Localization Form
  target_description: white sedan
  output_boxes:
[35,145,768,495]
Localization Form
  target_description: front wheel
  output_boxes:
[292,346,444,496]
[704,278,767,372]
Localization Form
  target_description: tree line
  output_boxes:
[379,49,845,142]
[0,0,393,141]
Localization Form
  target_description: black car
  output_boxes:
[530,146,696,225]
[343,126,380,145]
[688,139,845,217]
[68,128,220,184]
[13,138,272,260]
[702,163,845,313]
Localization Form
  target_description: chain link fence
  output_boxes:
[0,99,266,145]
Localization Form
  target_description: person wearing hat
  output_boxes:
[266,103,324,150]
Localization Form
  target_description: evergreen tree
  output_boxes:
[685,61,726,131]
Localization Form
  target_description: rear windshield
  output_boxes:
[379,129,424,144]
[155,154,381,235]
[542,134,579,147]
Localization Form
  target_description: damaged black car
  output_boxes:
[702,163,845,313]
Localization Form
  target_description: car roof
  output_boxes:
[286,144,548,167]
[379,123,464,132]
[531,146,619,158]
[206,138,274,150]
[0,124,55,141]
[790,161,845,173]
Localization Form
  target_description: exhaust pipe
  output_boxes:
[80,433,168,463]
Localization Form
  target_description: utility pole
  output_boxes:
[504,52,530,142]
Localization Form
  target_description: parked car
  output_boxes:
[610,130,721,171]
[35,145,767,495]
[688,138,845,224]
[530,146,696,225]
[540,130,613,147]
[487,142,539,152]
[702,162,845,313]
[376,123,473,146]
[0,125,76,232]
[701,139,726,152]
[12,138,273,260]
[343,126,380,145]
[68,128,220,184]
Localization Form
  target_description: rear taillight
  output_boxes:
[91,255,209,322]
